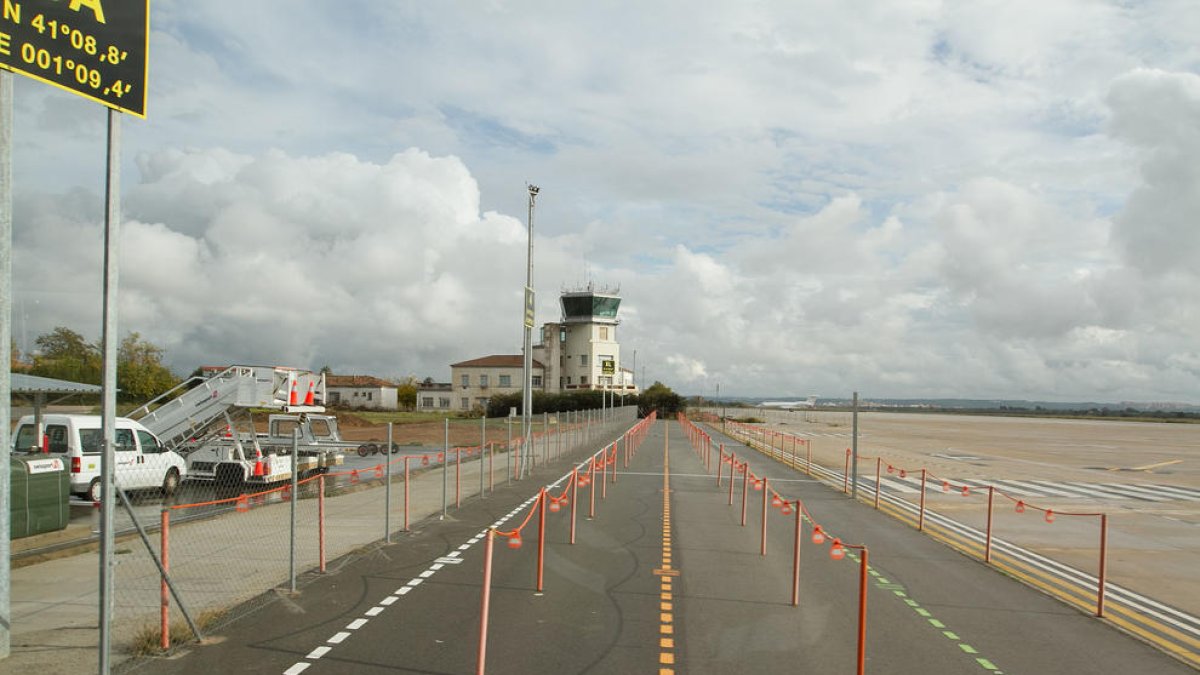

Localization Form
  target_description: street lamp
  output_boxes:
[521,184,538,477]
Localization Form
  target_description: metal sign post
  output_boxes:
[0,68,11,661]
[97,107,120,675]
[1,5,149,669]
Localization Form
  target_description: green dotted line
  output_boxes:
[848,552,1003,674]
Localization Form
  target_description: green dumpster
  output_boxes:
[10,455,70,539]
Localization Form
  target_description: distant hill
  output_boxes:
[697,396,1200,415]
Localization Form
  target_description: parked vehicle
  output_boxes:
[11,414,187,502]
[182,413,346,488]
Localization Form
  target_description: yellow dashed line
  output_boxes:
[658,423,677,673]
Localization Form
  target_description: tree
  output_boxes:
[395,375,418,411]
[636,381,685,418]
[117,332,179,401]
[29,326,101,384]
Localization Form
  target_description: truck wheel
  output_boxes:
[357,444,370,457]
[390,443,401,454]
[161,468,180,497]
[366,443,379,455]
[88,478,102,503]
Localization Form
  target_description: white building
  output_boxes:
[325,375,399,410]
[448,355,545,412]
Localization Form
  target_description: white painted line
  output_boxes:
[365,606,384,617]
[328,631,351,644]
[407,578,424,587]
[1059,482,1131,500]
[430,563,444,571]
[1144,483,1200,501]
[985,480,1042,497]
[458,543,471,551]
[306,646,331,660]
[999,479,1085,499]
[381,596,398,606]
[419,569,436,578]
[284,663,311,675]
[397,586,413,595]
[346,618,368,630]
[1092,483,1172,502]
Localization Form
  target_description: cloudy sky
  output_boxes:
[7,1,1200,402]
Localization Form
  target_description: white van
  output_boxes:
[11,414,187,502]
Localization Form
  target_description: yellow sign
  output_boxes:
[524,286,535,328]
[0,0,150,117]
[602,359,615,375]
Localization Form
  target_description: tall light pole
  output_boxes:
[521,184,539,477]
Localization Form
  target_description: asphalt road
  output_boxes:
[124,420,1195,674]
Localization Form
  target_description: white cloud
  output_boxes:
[7,2,1200,404]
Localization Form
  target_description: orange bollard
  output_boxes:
[791,501,802,606]
[476,529,495,675]
[761,477,769,556]
[404,457,411,531]
[160,509,170,651]
[536,489,547,592]
[570,469,579,544]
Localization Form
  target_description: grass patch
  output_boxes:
[129,608,226,656]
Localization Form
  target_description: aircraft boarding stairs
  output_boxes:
[126,365,325,452]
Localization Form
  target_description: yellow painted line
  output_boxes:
[658,422,677,671]
[1128,459,1182,472]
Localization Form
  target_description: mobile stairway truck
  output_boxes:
[127,366,345,491]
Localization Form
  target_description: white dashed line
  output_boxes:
[365,606,384,616]
[458,543,471,551]
[346,618,368,630]
[328,631,350,644]
[430,563,444,571]
[419,569,436,578]
[397,586,413,595]
[306,646,331,659]
[407,578,424,587]
[284,663,311,675]
[381,596,398,606]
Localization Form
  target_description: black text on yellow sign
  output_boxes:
[0,0,149,117]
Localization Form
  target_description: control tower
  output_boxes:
[535,283,634,393]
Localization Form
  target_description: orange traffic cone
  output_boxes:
[289,378,299,405]
[304,381,315,405]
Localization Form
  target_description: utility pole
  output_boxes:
[521,184,539,477]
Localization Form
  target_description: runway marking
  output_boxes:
[305,646,330,659]
[852,553,1004,674]
[658,423,677,674]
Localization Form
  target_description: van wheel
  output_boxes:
[88,478,102,503]
[161,468,180,497]
[357,444,370,457]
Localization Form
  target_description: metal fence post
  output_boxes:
[385,422,393,543]
[442,418,449,518]
[290,430,298,593]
